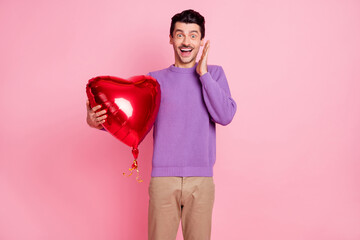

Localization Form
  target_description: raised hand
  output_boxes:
[196,40,210,76]
[86,100,107,129]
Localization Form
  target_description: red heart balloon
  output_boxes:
[86,75,161,160]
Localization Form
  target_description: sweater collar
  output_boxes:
[169,63,198,73]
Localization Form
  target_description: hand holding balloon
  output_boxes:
[86,100,107,129]
[86,75,161,182]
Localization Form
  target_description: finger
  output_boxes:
[97,114,107,121]
[97,117,106,124]
[95,109,107,117]
[202,40,209,52]
[203,40,209,49]
[198,49,206,64]
[92,105,102,112]
[206,40,210,48]
[203,41,210,60]
[201,43,207,58]
[200,40,210,60]
[201,49,209,66]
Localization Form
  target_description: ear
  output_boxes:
[200,38,205,47]
[169,34,174,45]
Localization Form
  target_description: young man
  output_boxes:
[86,9,236,240]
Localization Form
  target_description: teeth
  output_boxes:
[181,49,192,52]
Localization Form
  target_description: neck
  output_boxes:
[174,57,196,68]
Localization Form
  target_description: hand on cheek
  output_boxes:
[196,40,210,76]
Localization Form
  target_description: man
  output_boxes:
[86,9,236,240]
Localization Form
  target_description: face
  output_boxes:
[169,22,204,68]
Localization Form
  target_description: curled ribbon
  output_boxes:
[123,147,143,183]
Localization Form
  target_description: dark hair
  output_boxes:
[170,9,205,39]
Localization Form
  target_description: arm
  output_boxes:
[196,41,237,125]
[199,67,237,125]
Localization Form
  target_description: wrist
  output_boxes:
[200,71,208,77]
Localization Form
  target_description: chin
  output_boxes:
[179,57,195,64]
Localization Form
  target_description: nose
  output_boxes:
[182,36,190,46]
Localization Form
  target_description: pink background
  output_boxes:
[1,0,360,239]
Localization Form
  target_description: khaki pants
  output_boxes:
[148,177,215,240]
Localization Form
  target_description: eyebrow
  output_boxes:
[174,29,199,34]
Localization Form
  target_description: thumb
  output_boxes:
[86,100,91,111]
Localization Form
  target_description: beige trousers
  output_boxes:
[148,177,215,240]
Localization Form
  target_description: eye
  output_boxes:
[191,34,197,39]
[177,33,183,38]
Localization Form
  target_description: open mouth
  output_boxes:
[179,47,193,57]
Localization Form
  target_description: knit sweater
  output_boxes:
[147,63,236,177]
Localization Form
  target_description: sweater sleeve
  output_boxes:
[199,66,237,126]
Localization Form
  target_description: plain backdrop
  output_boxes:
[1,0,359,239]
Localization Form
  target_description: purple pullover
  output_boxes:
[148,63,236,177]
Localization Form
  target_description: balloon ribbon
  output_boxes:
[123,147,143,182]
